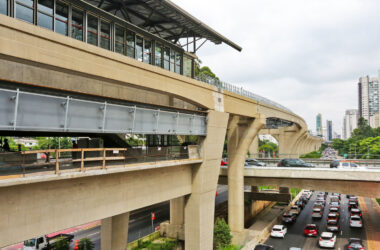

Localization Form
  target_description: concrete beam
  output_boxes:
[245,192,291,203]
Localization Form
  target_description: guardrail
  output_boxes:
[0,145,200,178]
[195,74,293,113]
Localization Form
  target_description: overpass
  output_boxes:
[219,167,380,198]
[0,0,322,249]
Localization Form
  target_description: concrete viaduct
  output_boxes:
[0,7,322,250]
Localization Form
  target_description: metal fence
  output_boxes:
[195,74,293,113]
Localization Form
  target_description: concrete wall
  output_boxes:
[0,164,193,247]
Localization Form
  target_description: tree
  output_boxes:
[213,218,232,249]
[78,238,95,250]
[54,238,70,250]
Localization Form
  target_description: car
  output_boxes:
[312,208,323,219]
[346,238,365,250]
[329,207,340,216]
[330,160,360,169]
[316,198,326,205]
[221,159,228,166]
[330,201,340,209]
[350,215,363,228]
[289,205,301,215]
[327,212,339,222]
[245,158,266,166]
[304,224,318,237]
[350,208,362,218]
[318,232,336,248]
[314,203,325,210]
[254,244,274,250]
[282,212,297,223]
[302,191,312,199]
[329,195,340,203]
[270,225,287,238]
[331,193,341,200]
[326,220,340,232]
[289,248,302,250]
[349,200,359,210]
[295,200,305,209]
[277,158,313,168]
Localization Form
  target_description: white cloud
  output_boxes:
[172,0,380,133]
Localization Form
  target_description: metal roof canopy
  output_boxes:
[84,0,242,52]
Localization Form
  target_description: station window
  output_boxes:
[55,1,68,35]
[37,0,53,30]
[170,50,175,72]
[71,8,83,41]
[136,35,143,62]
[143,40,152,64]
[15,0,34,24]
[126,30,135,58]
[100,21,110,50]
[155,42,162,67]
[183,56,192,77]
[115,25,125,55]
[175,53,181,74]
[163,47,170,70]
[0,0,7,15]
[87,14,98,46]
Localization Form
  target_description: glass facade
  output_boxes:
[144,40,152,64]
[5,0,194,78]
[126,30,135,58]
[71,8,83,41]
[15,0,34,24]
[87,15,98,46]
[37,0,53,30]
[55,1,68,35]
[136,35,143,62]
[100,21,110,50]
[0,0,8,15]
[155,43,162,67]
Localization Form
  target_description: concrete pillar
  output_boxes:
[248,136,259,158]
[277,126,304,158]
[184,110,229,250]
[170,197,184,225]
[227,115,265,232]
[101,212,130,250]
[291,132,307,157]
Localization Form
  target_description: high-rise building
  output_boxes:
[358,75,379,125]
[343,109,358,139]
[316,113,322,136]
[326,120,333,141]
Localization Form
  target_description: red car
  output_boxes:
[304,224,318,237]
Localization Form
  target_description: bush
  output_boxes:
[300,151,320,158]
[54,238,70,250]
[79,238,95,250]
[214,218,232,249]
[218,245,241,250]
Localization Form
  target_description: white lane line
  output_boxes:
[340,230,343,236]
[87,232,100,237]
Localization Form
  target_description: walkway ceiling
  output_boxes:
[84,0,242,51]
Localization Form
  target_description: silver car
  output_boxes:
[350,215,363,228]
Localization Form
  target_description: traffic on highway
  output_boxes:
[259,191,371,250]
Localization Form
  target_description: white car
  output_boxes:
[270,225,287,238]
[350,215,363,228]
[290,206,301,215]
[318,232,336,248]
[312,208,323,219]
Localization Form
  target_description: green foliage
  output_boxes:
[376,199,380,206]
[133,238,176,250]
[126,135,144,146]
[258,140,278,153]
[213,218,232,249]
[218,245,241,250]
[78,238,95,250]
[54,238,70,250]
[300,151,321,159]
[290,188,302,200]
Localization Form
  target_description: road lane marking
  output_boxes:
[87,232,99,237]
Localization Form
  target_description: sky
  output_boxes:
[171,0,380,134]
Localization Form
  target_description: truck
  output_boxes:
[23,234,74,250]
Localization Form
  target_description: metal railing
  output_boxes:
[0,146,200,178]
[195,74,293,113]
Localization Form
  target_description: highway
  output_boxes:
[264,192,374,249]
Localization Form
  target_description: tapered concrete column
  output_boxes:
[277,126,305,158]
[248,136,259,158]
[184,110,229,250]
[227,115,266,232]
[170,197,184,225]
[291,131,308,157]
[101,212,130,250]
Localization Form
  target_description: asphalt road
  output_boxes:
[265,192,368,250]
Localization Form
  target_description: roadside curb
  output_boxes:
[242,189,306,250]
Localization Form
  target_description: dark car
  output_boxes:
[350,208,362,218]
[246,158,266,166]
[254,244,274,250]
[346,238,365,250]
[330,160,339,168]
[278,158,313,168]
[282,212,297,223]
[295,200,305,209]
